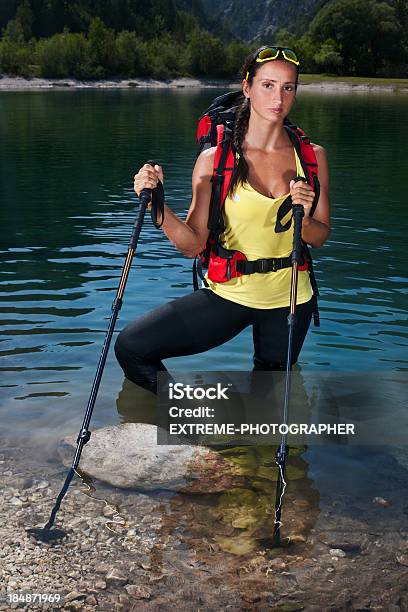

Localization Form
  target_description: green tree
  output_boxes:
[35,30,88,77]
[224,40,251,79]
[87,16,116,76]
[146,34,187,78]
[313,39,343,74]
[385,0,408,75]
[0,19,29,75]
[115,30,148,76]
[174,10,198,43]
[297,34,321,74]
[150,0,176,33]
[309,0,403,76]
[274,28,298,50]
[188,28,224,76]
[16,0,33,40]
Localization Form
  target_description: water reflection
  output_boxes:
[115,369,320,556]
[116,377,157,426]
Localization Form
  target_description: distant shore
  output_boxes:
[1,74,407,93]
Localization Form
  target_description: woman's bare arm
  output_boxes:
[134,148,216,258]
[161,148,216,257]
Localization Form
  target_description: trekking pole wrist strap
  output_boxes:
[150,179,165,229]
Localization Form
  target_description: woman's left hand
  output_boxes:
[290,179,315,222]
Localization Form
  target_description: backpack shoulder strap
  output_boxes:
[284,124,318,180]
[214,123,235,202]
[207,123,234,232]
[284,123,320,217]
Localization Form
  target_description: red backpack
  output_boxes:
[192,90,321,327]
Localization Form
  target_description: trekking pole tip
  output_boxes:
[25,526,68,543]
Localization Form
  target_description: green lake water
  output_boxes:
[0,88,407,516]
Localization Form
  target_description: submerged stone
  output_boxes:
[57,423,246,493]
[215,534,257,556]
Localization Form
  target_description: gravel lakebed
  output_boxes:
[1,437,407,611]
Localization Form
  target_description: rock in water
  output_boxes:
[57,423,243,493]
[372,496,390,507]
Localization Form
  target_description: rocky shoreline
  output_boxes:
[0,75,407,93]
[1,428,407,611]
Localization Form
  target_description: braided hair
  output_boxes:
[227,46,300,198]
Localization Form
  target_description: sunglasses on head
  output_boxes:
[245,47,300,80]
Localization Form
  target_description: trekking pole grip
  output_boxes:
[291,176,307,265]
[128,194,149,250]
[292,204,304,264]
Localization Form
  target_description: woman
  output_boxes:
[115,46,331,396]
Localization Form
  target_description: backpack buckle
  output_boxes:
[257,258,272,273]
[260,259,268,273]
[212,171,224,183]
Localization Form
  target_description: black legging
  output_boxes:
[114,288,313,395]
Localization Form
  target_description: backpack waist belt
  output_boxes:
[211,241,305,275]
[236,255,299,274]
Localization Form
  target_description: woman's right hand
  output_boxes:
[133,163,164,208]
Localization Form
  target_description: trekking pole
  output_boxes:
[26,162,161,543]
[272,177,306,547]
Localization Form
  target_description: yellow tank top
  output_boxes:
[205,147,313,309]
